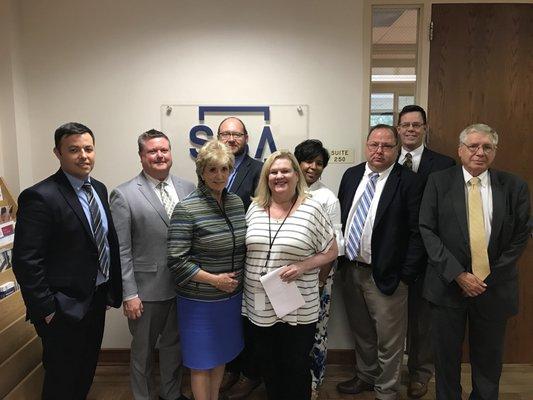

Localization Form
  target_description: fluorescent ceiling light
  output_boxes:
[372,74,416,82]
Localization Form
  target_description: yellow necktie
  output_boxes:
[468,177,490,280]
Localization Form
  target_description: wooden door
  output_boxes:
[427,3,533,363]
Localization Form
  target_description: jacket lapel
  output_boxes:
[374,164,400,228]
[229,155,251,192]
[417,148,432,178]
[450,166,469,244]
[137,173,169,225]
[488,169,505,256]
[54,170,96,244]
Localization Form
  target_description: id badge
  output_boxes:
[254,292,266,311]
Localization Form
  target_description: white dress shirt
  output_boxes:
[399,144,424,173]
[143,172,180,204]
[462,167,493,244]
[344,162,395,264]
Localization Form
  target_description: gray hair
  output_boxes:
[459,123,499,146]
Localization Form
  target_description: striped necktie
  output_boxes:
[346,172,379,261]
[157,181,175,218]
[82,182,110,278]
[403,152,413,170]
[468,177,490,280]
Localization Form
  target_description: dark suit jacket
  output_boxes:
[420,166,530,318]
[229,154,263,211]
[338,162,426,295]
[13,169,122,322]
[416,147,456,183]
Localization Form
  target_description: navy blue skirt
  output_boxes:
[177,293,244,370]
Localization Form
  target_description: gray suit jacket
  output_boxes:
[110,173,195,302]
[420,166,530,318]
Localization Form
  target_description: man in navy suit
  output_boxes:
[217,117,263,399]
[217,117,263,211]
[13,122,122,400]
[420,124,530,400]
[397,105,455,398]
[336,124,425,400]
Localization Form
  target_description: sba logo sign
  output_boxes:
[189,106,277,159]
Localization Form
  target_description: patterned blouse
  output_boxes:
[242,197,334,326]
[167,181,246,301]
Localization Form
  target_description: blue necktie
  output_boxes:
[82,182,110,278]
[346,172,379,261]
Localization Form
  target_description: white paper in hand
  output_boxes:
[259,268,305,318]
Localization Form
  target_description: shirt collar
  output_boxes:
[143,171,171,189]
[364,162,395,181]
[401,144,424,158]
[64,171,90,191]
[462,167,489,187]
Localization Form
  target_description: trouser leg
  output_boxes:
[430,303,466,400]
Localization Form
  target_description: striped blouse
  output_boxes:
[242,197,334,326]
[167,182,246,301]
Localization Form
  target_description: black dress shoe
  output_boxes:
[159,396,191,400]
[220,371,240,392]
[223,376,262,400]
[336,376,373,394]
[407,381,428,398]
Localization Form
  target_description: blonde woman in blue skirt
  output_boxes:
[168,140,246,400]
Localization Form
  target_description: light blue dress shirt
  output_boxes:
[64,172,110,285]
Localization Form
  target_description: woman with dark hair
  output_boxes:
[167,140,246,400]
[294,139,344,400]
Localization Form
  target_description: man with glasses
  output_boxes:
[217,117,263,400]
[337,124,425,400]
[217,117,263,211]
[420,124,529,400]
[397,105,455,398]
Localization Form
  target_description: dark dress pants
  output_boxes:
[248,319,316,400]
[226,316,260,379]
[34,286,107,400]
[430,301,508,400]
[407,277,434,383]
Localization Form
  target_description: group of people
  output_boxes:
[11,105,530,400]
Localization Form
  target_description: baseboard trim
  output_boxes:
[98,348,355,366]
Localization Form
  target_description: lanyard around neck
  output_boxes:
[261,197,298,276]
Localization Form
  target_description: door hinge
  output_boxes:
[429,21,434,41]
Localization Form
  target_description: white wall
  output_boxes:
[5,0,366,348]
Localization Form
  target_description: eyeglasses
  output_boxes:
[366,142,397,152]
[398,122,425,129]
[218,131,245,139]
[461,143,496,154]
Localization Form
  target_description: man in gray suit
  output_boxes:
[420,124,530,399]
[110,129,195,400]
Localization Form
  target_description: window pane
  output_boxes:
[398,95,415,111]
[371,93,394,113]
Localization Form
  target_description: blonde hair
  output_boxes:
[195,140,235,181]
[252,150,309,209]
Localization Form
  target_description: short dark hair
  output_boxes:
[294,139,330,168]
[367,124,399,144]
[54,122,94,148]
[138,129,171,152]
[217,117,248,136]
[398,105,427,125]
